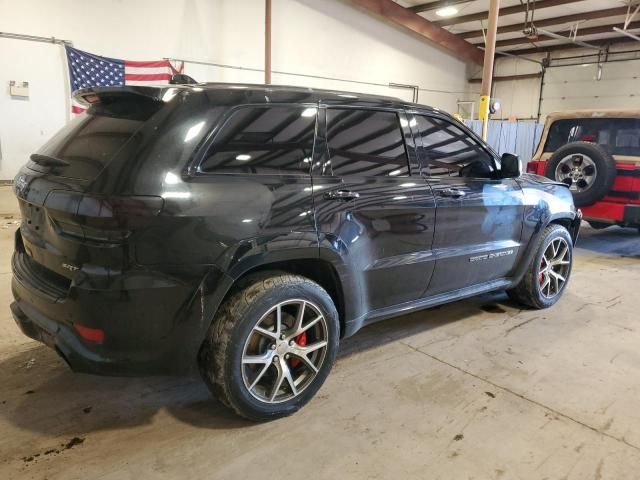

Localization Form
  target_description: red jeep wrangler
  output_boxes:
[527,110,640,230]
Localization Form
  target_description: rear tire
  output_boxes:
[507,224,573,309]
[199,271,339,421]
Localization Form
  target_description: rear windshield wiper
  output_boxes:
[30,154,69,167]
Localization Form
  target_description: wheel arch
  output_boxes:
[548,211,582,245]
[511,211,581,287]
[209,257,347,339]
[239,259,345,335]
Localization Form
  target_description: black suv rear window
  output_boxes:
[200,105,317,175]
[34,96,161,180]
[544,118,640,156]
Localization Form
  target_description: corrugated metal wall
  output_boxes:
[465,120,544,162]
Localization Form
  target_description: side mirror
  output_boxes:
[500,153,521,178]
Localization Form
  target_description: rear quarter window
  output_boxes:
[199,105,317,175]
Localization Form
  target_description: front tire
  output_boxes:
[199,271,339,421]
[507,224,573,309]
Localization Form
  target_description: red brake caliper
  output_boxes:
[290,331,307,368]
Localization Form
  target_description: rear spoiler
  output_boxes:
[74,75,198,106]
[169,74,197,85]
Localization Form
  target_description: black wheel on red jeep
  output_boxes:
[544,141,617,207]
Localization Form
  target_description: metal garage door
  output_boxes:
[541,59,640,119]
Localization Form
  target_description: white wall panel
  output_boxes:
[465,54,545,121]
[0,0,469,179]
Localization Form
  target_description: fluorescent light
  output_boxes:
[400,182,416,188]
[236,154,252,161]
[242,219,253,223]
[184,121,205,142]
[393,196,407,200]
[436,6,458,17]
[301,107,317,117]
[389,169,402,176]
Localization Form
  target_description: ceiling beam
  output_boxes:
[468,72,542,83]
[350,0,484,64]
[408,0,472,14]
[461,7,629,40]
[510,36,636,55]
[487,21,640,48]
[434,0,584,27]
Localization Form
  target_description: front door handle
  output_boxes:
[323,190,360,201]
[438,188,466,198]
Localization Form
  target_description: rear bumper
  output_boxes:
[582,202,640,227]
[11,299,119,375]
[11,252,211,376]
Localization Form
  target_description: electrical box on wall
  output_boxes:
[9,81,30,98]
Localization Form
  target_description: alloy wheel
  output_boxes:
[538,237,571,299]
[241,299,329,404]
[555,154,597,193]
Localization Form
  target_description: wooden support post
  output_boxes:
[265,0,272,84]
[480,0,500,141]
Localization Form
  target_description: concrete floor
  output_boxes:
[1,184,639,479]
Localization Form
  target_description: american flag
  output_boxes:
[65,46,182,113]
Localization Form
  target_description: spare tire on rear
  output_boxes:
[544,141,616,207]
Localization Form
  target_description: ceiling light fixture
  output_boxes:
[435,6,458,17]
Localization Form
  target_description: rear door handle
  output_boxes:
[438,188,466,198]
[323,190,360,201]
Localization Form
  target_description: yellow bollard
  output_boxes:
[479,95,490,141]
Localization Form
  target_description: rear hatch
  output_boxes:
[13,88,170,295]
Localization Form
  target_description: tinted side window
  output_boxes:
[326,109,409,177]
[544,118,640,156]
[414,115,494,177]
[200,105,317,175]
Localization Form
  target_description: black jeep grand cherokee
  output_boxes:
[11,84,580,420]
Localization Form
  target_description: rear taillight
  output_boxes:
[44,191,163,242]
[45,191,163,217]
[74,324,105,344]
[76,195,163,218]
